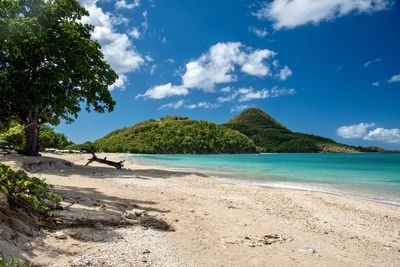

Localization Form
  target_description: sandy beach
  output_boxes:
[1,152,399,266]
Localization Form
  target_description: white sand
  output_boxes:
[1,152,399,266]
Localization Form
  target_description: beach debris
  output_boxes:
[261,234,286,245]
[224,234,291,247]
[190,209,195,212]
[142,249,151,254]
[299,244,316,254]
[82,149,125,169]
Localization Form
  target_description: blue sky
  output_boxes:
[56,0,400,149]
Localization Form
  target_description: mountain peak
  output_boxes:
[227,108,288,130]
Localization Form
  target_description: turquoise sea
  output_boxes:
[133,153,400,205]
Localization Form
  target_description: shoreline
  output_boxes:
[126,153,400,207]
[1,152,399,266]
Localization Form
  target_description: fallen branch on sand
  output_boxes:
[82,149,125,169]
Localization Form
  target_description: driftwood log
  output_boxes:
[82,149,125,169]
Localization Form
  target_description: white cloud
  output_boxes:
[278,65,292,80]
[136,83,188,99]
[137,42,288,99]
[220,86,232,93]
[159,100,220,110]
[81,1,144,90]
[189,102,221,109]
[372,81,380,87]
[388,73,400,83]
[159,100,185,110]
[182,42,276,91]
[364,128,400,144]
[218,87,295,103]
[142,10,148,31]
[337,122,376,139]
[237,88,269,102]
[363,57,381,67]
[249,26,268,38]
[255,0,392,30]
[115,0,140,9]
[149,64,157,75]
[129,27,141,39]
[337,122,400,144]
[270,87,296,97]
[230,104,252,113]
[165,58,175,64]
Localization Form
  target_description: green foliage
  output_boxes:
[0,122,73,150]
[65,141,97,152]
[0,164,62,216]
[0,0,117,155]
[0,256,30,267]
[94,116,257,154]
[39,125,73,150]
[0,122,25,150]
[225,108,378,153]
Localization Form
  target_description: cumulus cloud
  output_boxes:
[159,100,185,110]
[115,0,140,9]
[138,42,285,99]
[364,128,400,144]
[388,73,400,83]
[364,57,381,67]
[182,42,276,91]
[136,83,188,99]
[255,0,392,30]
[218,87,295,103]
[249,26,268,38]
[278,65,292,80]
[159,100,220,110]
[337,123,400,144]
[337,122,376,139]
[81,1,144,90]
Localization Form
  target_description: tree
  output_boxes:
[0,0,118,155]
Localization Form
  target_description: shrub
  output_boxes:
[0,164,62,216]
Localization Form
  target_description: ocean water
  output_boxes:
[133,153,400,205]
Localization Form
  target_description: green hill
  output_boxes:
[224,108,378,153]
[94,116,256,154]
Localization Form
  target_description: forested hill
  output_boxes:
[90,109,381,154]
[224,108,380,153]
[93,116,256,153]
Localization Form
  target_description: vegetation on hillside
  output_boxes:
[224,108,380,153]
[94,116,257,154]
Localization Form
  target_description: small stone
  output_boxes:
[142,249,151,254]
[299,244,316,254]
[55,231,67,239]
[190,209,195,212]
[0,192,8,208]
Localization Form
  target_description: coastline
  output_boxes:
[129,153,400,207]
[1,152,399,266]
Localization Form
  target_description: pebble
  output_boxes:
[54,231,67,240]
[299,244,316,254]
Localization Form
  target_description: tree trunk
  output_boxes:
[25,123,40,156]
